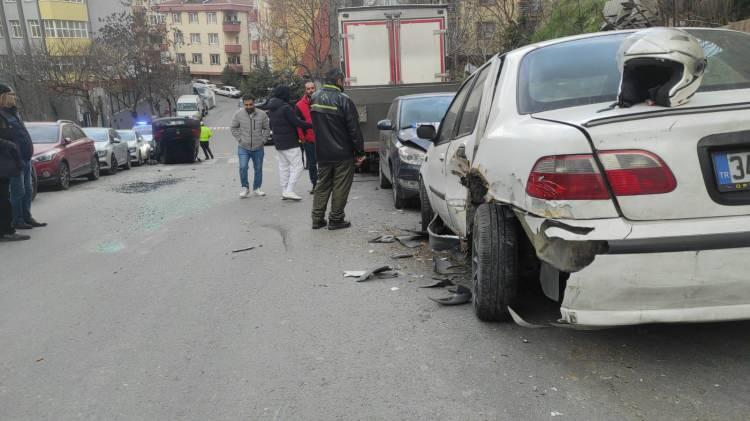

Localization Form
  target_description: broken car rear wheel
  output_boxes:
[471,203,519,321]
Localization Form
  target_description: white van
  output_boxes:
[193,84,216,109]
[176,95,205,120]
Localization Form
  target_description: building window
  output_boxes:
[150,14,166,25]
[9,20,22,38]
[207,12,217,24]
[190,33,201,44]
[176,53,186,64]
[188,12,199,24]
[250,54,258,66]
[27,19,41,38]
[208,33,219,45]
[174,31,184,44]
[227,55,240,65]
[210,54,220,65]
[172,12,181,24]
[477,21,496,41]
[224,12,238,23]
[43,20,89,38]
[192,53,202,64]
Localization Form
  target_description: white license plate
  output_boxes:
[713,151,750,192]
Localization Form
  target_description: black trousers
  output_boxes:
[312,160,354,223]
[0,177,13,235]
[200,141,213,159]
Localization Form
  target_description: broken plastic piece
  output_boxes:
[369,235,396,243]
[433,256,467,275]
[391,253,414,259]
[352,266,398,282]
[396,234,427,248]
[419,279,455,289]
[429,285,472,306]
[232,246,256,253]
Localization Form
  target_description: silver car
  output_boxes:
[83,128,130,174]
[117,129,151,166]
[133,123,155,157]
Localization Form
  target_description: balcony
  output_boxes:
[251,40,260,53]
[227,64,243,73]
[225,44,242,54]
[223,21,241,32]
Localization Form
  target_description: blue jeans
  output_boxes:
[238,146,264,190]
[9,160,32,225]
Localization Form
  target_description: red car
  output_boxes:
[27,120,100,190]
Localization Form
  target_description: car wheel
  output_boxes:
[391,167,406,210]
[87,155,100,181]
[379,162,392,189]
[124,155,132,170]
[419,178,434,233]
[471,203,519,322]
[57,161,71,190]
[135,151,143,166]
[109,156,118,175]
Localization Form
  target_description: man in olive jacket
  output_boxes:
[310,69,365,230]
[231,95,270,198]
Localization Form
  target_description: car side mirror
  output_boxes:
[377,119,393,131]
[111,138,120,144]
[62,137,72,145]
[417,124,437,141]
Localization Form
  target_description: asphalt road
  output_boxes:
[2,96,750,420]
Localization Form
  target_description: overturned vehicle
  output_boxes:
[417,28,750,327]
[152,117,200,164]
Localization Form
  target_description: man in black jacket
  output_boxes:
[266,85,312,201]
[0,137,29,241]
[310,69,365,230]
[0,84,45,231]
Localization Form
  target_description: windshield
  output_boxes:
[134,125,152,135]
[518,30,750,114]
[177,102,198,111]
[117,130,136,141]
[83,129,110,142]
[399,96,454,129]
[27,125,59,144]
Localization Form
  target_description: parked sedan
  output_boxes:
[83,128,130,174]
[27,121,99,190]
[117,129,150,166]
[377,93,453,209]
[215,85,241,98]
[418,28,750,327]
[133,123,155,157]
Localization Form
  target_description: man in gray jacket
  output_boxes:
[231,95,270,198]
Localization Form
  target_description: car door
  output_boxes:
[443,64,493,237]
[61,124,85,174]
[422,74,475,226]
[110,130,126,164]
[380,101,397,179]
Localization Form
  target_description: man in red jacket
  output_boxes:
[296,81,317,194]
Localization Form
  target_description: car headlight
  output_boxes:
[97,150,106,157]
[128,147,136,153]
[33,151,58,162]
[398,145,426,165]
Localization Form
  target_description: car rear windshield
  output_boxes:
[26,125,59,144]
[134,125,152,135]
[518,30,750,114]
[117,130,136,141]
[83,129,109,142]
[399,96,454,129]
[177,103,198,111]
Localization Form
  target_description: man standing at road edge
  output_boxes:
[296,81,317,194]
[0,135,28,241]
[231,95,270,198]
[199,121,214,160]
[0,84,46,230]
[310,69,365,230]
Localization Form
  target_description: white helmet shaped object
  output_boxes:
[617,27,707,108]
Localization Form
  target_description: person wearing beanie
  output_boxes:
[0,83,46,231]
[266,84,312,201]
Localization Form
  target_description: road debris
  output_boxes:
[345,266,399,282]
[35,358,44,363]
[391,287,400,291]
[369,235,396,244]
[391,253,414,259]
[551,411,564,417]
[429,285,472,306]
[396,235,426,248]
[419,279,455,289]
[231,245,258,254]
[433,256,467,275]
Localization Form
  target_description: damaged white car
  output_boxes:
[418,28,750,327]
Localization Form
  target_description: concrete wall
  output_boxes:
[726,18,750,33]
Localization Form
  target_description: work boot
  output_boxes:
[27,218,47,227]
[312,219,327,230]
[328,220,351,230]
[0,233,30,241]
[14,223,33,230]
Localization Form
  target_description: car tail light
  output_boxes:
[526,150,676,200]
[526,154,610,200]
[599,150,676,196]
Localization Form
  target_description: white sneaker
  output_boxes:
[282,191,302,201]
[239,187,250,198]
[254,189,266,196]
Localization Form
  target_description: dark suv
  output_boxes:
[27,120,99,190]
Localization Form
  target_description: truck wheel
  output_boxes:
[379,163,392,189]
[419,178,434,233]
[391,167,406,209]
[471,203,519,321]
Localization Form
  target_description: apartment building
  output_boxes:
[0,1,45,56]
[155,0,264,79]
